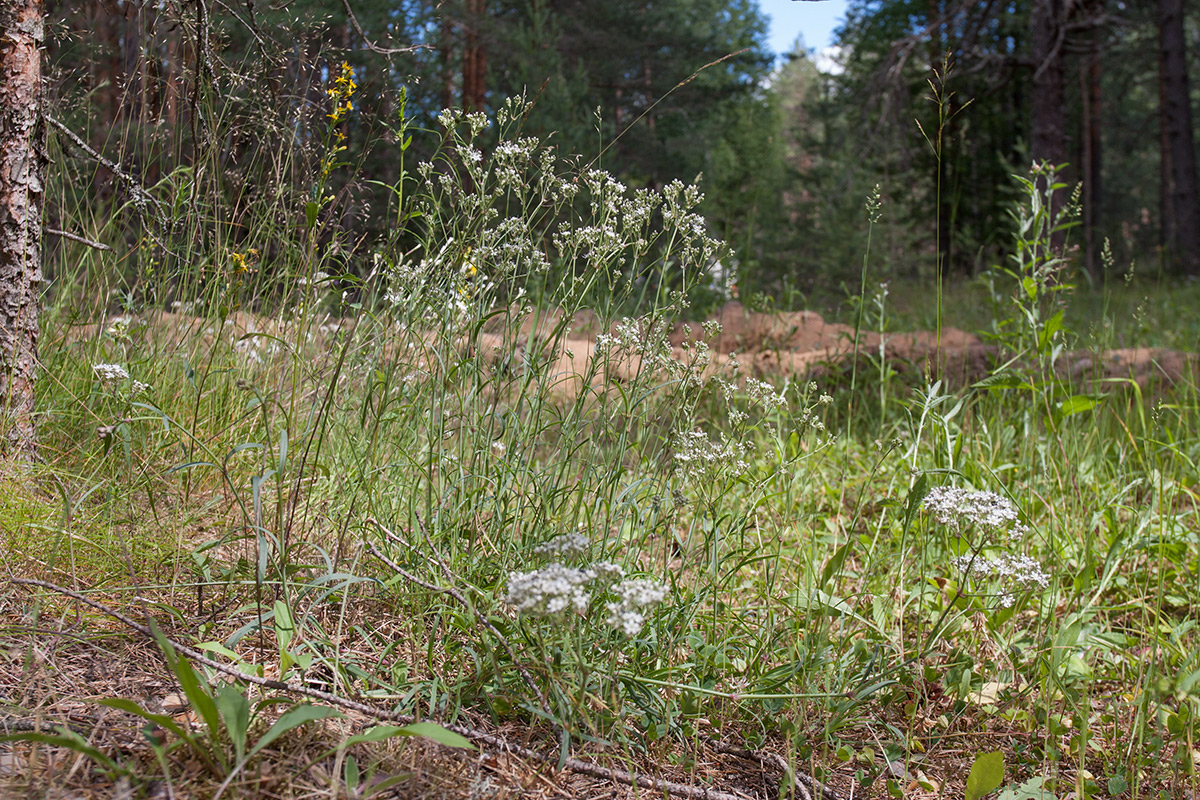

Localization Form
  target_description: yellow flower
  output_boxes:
[326,62,357,122]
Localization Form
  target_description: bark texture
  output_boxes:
[0,0,45,457]
[1030,0,1067,251]
[1081,0,1103,277]
[1158,0,1200,274]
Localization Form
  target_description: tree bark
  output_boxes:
[0,0,45,458]
[462,0,486,112]
[1158,0,1200,274]
[1081,0,1103,278]
[1030,0,1067,253]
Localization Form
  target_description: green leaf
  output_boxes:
[819,540,853,590]
[215,683,251,762]
[274,599,294,652]
[971,371,1034,392]
[364,772,412,796]
[1037,309,1064,351]
[1056,395,1100,418]
[196,642,241,661]
[99,698,189,742]
[965,750,1005,800]
[248,705,342,760]
[305,201,320,231]
[903,474,930,532]
[174,658,222,741]
[1,730,125,775]
[398,722,475,750]
[997,775,1054,800]
[277,428,288,474]
[341,722,475,751]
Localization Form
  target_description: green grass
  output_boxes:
[4,90,1199,800]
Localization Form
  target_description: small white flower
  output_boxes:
[491,441,507,457]
[505,563,595,617]
[591,561,626,583]
[106,317,132,338]
[672,428,750,481]
[923,486,1028,538]
[604,578,668,636]
[952,552,1050,606]
[532,531,589,560]
[93,363,130,385]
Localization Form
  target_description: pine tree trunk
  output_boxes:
[1158,0,1200,274]
[0,0,45,458]
[1030,0,1066,251]
[1081,0,1103,279]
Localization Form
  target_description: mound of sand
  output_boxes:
[62,302,1195,396]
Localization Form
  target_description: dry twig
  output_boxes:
[14,577,791,800]
[364,517,550,716]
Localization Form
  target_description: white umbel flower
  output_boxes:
[923,486,1028,538]
[504,563,595,617]
[93,363,130,385]
[532,531,589,560]
[604,578,668,636]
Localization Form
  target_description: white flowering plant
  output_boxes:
[921,484,1049,611]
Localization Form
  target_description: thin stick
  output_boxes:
[340,0,427,56]
[45,228,112,252]
[362,523,550,715]
[44,115,162,217]
[702,735,841,800]
[13,578,755,800]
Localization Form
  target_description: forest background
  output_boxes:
[47,0,1200,313]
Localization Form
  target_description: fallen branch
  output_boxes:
[46,227,112,252]
[44,115,163,219]
[364,518,550,716]
[14,577,796,800]
[703,735,840,800]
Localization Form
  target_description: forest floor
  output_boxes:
[3,297,1198,799]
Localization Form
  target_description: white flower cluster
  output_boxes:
[504,563,596,617]
[743,377,788,411]
[492,137,539,189]
[594,317,702,386]
[473,216,550,277]
[550,172,672,265]
[106,317,133,339]
[532,531,590,560]
[661,179,721,267]
[923,486,1029,539]
[92,363,130,384]
[381,253,437,308]
[605,578,669,636]
[436,108,488,137]
[505,557,666,636]
[951,552,1050,607]
[673,428,750,481]
[93,363,151,395]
